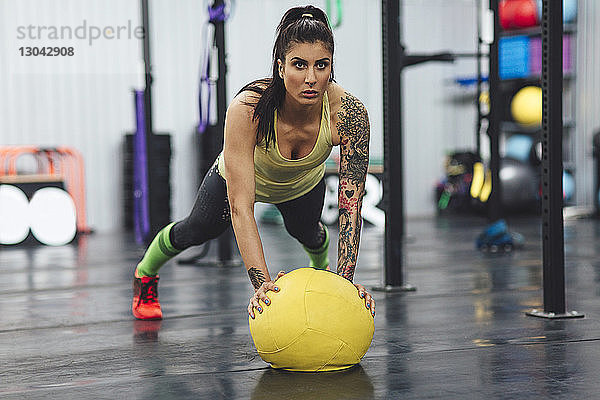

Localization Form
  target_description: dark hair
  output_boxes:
[238,5,334,149]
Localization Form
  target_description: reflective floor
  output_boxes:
[2,215,600,399]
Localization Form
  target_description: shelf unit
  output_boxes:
[488,4,577,206]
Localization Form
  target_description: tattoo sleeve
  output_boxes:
[247,267,266,290]
[336,92,370,282]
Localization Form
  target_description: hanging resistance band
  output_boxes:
[133,89,151,244]
[198,1,230,134]
[325,0,343,29]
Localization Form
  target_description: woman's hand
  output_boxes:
[248,270,285,319]
[354,283,376,317]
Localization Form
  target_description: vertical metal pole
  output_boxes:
[476,0,483,158]
[212,0,234,264]
[141,0,153,138]
[542,0,565,314]
[140,0,157,241]
[487,0,502,222]
[527,0,582,319]
[375,0,414,292]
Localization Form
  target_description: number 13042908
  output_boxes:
[19,47,74,56]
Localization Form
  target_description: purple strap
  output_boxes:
[198,2,229,134]
[133,90,151,244]
[208,3,227,23]
[197,40,212,134]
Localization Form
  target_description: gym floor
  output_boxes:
[2,214,600,399]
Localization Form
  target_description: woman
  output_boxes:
[132,5,375,321]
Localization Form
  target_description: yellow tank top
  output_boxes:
[218,91,333,204]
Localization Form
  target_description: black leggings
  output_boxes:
[170,164,326,251]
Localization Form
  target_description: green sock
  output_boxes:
[303,224,330,270]
[136,222,181,277]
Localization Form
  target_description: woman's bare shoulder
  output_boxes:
[327,82,365,115]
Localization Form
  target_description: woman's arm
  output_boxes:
[336,92,370,282]
[222,96,271,289]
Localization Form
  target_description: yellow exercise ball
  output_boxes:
[511,86,542,128]
[249,267,375,372]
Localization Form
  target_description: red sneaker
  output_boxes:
[132,270,163,320]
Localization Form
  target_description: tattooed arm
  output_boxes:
[336,92,370,282]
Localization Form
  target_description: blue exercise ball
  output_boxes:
[536,0,577,24]
[563,170,575,201]
[505,134,534,163]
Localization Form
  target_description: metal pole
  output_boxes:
[476,0,483,158]
[527,0,582,319]
[140,0,158,241]
[487,0,502,222]
[212,0,235,264]
[374,0,414,292]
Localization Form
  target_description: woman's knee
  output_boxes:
[282,218,323,248]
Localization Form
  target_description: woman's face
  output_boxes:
[278,41,332,106]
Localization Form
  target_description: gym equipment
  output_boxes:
[325,0,343,29]
[499,0,516,30]
[436,151,485,213]
[500,157,539,210]
[177,0,240,268]
[436,155,538,214]
[529,35,574,76]
[500,0,537,30]
[123,132,171,234]
[249,267,374,372]
[511,86,542,127]
[127,0,172,245]
[562,0,578,23]
[499,36,530,80]
[525,0,583,320]
[0,184,30,245]
[132,90,151,243]
[505,134,534,162]
[29,187,77,246]
[0,146,91,235]
[476,219,524,253]
[536,0,577,24]
[512,0,538,28]
[562,170,574,202]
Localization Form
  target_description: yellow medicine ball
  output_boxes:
[249,267,375,372]
[511,86,542,128]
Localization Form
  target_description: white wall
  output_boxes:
[403,0,480,217]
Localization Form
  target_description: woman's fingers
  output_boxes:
[365,293,376,316]
[354,283,376,317]
[354,283,366,298]
[258,281,281,306]
[248,275,287,318]
[257,291,271,306]
[248,294,263,317]
[264,280,280,293]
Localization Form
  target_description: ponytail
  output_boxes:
[238,6,334,149]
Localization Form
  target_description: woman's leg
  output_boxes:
[133,164,231,319]
[136,164,231,276]
[275,178,330,269]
